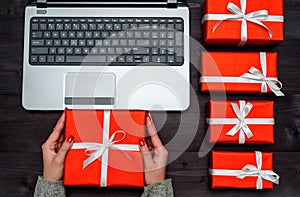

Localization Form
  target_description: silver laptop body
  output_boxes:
[22,0,190,110]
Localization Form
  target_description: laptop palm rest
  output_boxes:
[64,72,115,109]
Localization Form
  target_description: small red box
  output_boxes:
[202,0,284,46]
[210,151,276,189]
[207,100,274,144]
[63,109,146,187]
[200,52,281,94]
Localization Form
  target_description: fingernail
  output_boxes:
[139,139,145,147]
[147,113,152,121]
[67,135,74,143]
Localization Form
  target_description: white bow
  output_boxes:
[237,151,280,189]
[226,101,253,144]
[241,52,284,96]
[82,130,132,169]
[212,0,272,46]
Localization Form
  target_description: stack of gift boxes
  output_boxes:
[201,0,283,190]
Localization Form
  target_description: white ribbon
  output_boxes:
[209,151,280,189]
[202,0,284,46]
[200,52,284,96]
[207,100,274,144]
[71,110,140,187]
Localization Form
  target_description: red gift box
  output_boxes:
[207,100,274,144]
[210,151,280,189]
[200,52,284,96]
[202,0,284,46]
[63,109,146,187]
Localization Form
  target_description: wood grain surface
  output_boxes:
[0,0,299,196]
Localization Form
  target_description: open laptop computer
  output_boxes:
[22,0,190,110]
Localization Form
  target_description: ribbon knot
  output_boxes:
[241,52,284,96]
[236,151,280,189]
[211,0,273,46]
[82,130,132,170]
[226,100,254,144]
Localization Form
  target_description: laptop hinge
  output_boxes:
[167,0,177,8]
[37,0,47,8]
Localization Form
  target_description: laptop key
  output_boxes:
[167,56,174,63]
[97,24,104,30]
[175,32,183,46]
[47,56,55,63]
[31,23,39,31]
[143,56,150,63]
[66,48,73,54]
[66,56,106,63]
[108,56,116,62]
[31,40,44,46]
[152,56,166,63]
[55,56,65,63]
[132,48,150,55]
[83,48,89,54]
[126,56,133,63]
[31,47,48,54]
[57,48,65,54]
[44,32,51,38]
[40,23,47,31]
[48,24,55,30]
[31,56,38,63]
[49,48,56,54]
[39,56,46,63]
[32,32,43,38]
[54,40,61,46]
[137,40,150,47]
[75,48,82,55]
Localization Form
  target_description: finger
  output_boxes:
[139,139,154,167]
[47,112,66,143]
[146,113,164,149]
[55,135,73,164]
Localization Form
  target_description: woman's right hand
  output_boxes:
[139,113,169,185]
[42,112,74,182]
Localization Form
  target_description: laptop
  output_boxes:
[22,0,190,110]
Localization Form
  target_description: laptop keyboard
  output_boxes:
[29,17,184,66]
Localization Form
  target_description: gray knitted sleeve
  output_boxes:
[141,179,174,197]
[34,176,173,197]
[34,176,66,197]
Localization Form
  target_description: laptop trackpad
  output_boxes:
[64,73,115,108]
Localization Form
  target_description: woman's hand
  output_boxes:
[41,112,74,182]
[139,113,168,185]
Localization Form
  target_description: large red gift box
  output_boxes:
[63,109,146,187]
[202,0,284,46]
[207,100,274,144]
[210,151,279,189]
[200,52,284,96]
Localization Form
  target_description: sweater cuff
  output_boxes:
[143,179,174,197]
[34,176,66,197]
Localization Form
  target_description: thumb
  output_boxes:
[139,139,154,169]
[56,136,74,164]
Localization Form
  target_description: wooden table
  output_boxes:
[0,0,299,196]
